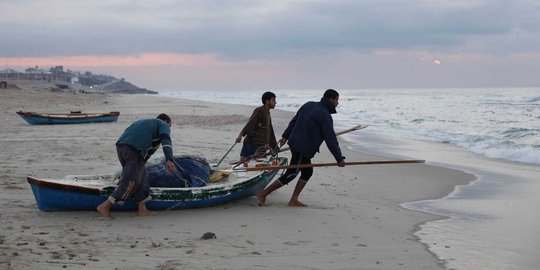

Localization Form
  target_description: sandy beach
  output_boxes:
[0,84,473,269]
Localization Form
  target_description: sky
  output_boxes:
[1,0,540,91]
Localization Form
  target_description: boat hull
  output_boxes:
[27,157,286,211]
[16,111,120,125]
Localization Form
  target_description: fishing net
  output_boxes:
[145,155,211,188]
[114,155,211,187]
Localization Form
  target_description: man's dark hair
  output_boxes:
[323,89,339,99]
[157,113,171,123]
[261,91,276,104]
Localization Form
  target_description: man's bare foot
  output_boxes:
[96,203,113,220]
[256,193,266,206]
[288,200,307,207]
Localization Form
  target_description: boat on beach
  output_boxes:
[16,111,120,125]
[27,156,287,211]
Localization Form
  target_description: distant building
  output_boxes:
[25,66,47,74]
[50,66,64,73]
[71,77,79,84]
[1,69,18,74]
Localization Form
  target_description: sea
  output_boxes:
[160,88,540,270]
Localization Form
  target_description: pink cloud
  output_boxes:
[5,53,247,68]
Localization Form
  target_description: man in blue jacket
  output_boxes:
[257,89,346,207]
[97,114,177,219]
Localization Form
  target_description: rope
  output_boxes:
[171,159,191,187]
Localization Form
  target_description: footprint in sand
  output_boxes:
[283,240,312,245]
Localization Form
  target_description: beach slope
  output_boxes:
[0,87,473,269]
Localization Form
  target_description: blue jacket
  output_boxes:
[117,119,174,161]
[282,97,344,162]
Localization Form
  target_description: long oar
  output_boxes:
[335,124,369,136]
[233,159,425,172]
[213,142,237,168]
[279,124,368,153]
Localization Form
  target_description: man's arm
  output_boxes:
[158,122,176,173]
[236,108,263,143]
[269,121,277,149]
[321,115,344,163]
[158,122,174,160]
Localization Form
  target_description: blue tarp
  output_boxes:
[146,155,211,188]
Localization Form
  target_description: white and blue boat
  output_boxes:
[27,157,286,211]
[17,111,120,125]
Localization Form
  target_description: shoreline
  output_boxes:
[1,88,475,269]
[338,139,475,269]
[348,128,540,270]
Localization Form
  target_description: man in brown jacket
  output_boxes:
[236,92,277,163]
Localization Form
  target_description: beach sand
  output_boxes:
[0,85,473,269]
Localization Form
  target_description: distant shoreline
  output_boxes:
[1,79,158,94]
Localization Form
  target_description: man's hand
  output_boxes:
[166,160,177,173]
[235,135,242,143]
[279,138,287,147]
[338,160,346,167]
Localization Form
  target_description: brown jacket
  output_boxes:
[240,106,277,149]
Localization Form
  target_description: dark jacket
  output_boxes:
[240,106,277,149]
[282,97,343,162]
[117,119,174,161]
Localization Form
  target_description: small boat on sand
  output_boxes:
[27,157,287,211]
[16,111,120,125]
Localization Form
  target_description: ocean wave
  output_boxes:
[405,128,540,165]
[526,96,540,103]
[437,133,540,164]
[501,128,539,139]
[467,141,540,165]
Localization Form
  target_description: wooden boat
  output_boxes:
[27,157,287,211]
[16,111,120,125]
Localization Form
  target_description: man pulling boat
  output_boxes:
[257,89,346,207]
[97,114,177,219]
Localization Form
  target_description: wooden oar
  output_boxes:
[279,124,368,153]
[233,159,425,172]
[334,124,369,136]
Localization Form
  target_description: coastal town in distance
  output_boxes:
[0,65,156,94]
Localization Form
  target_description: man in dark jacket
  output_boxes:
[236,91,277,162]
[97,113,177,219]
[257,89,345,207]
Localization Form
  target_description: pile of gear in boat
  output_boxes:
[145,155,211,188]
[116,145,276,188]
